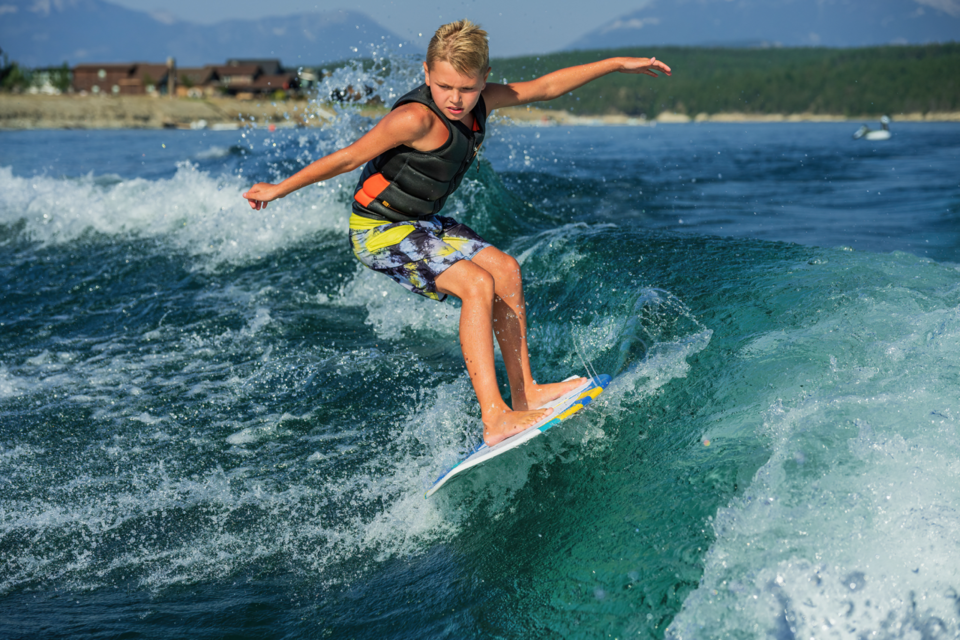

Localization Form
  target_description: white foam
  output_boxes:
[0,321,480,593]
[0,163,351,268]
[334,266,459,340]
[0,444,45,463]
[225,427,263,445]
[0,364,26,398]
[242,307,272,336]
[0,278,717,597]
[354,377,481,552]
[669,278,960,638]
[615,328,713,397]
[225,419,288,445]
[513,222,601,274]
[317,45,424,114]
[192,145,232,161]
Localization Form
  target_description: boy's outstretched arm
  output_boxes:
[242,104,437,210]
[482,57,670,113]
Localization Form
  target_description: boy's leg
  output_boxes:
[435,259,553,446]
[351,215,581,444]
[469,246,586,410]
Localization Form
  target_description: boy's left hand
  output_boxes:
[243,182,281,210]
[618,57,672,78]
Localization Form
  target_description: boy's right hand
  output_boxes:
[243,182,281,210]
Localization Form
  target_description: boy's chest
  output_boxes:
[418,112,480,155]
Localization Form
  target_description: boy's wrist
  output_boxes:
[268,183,286,200]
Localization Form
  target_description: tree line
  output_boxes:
[0,49,71,94]
[490,43,960,117]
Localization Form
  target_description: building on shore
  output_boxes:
[72,63,167,96]
[208,59,299,99]
[71,59,300,98]
[175,67,220,98]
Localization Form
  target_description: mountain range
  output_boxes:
[0,0,411,67]
[565,0,960,50]
[2,0,958,69]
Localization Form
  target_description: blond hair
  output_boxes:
[426,20,489,75]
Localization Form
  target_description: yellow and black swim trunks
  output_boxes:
[349,214,492,301]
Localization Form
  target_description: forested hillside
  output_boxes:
[490,44,960,117]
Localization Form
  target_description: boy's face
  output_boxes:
[423,61,490,121]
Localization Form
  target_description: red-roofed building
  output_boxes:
[72,63,170,95]
[73,64,135,95]
[72,60,300,97]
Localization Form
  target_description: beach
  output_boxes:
[3,94,959,130]
[0,95,342,130]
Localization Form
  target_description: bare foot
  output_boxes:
[483,407,553,446]
[519,377,589,411]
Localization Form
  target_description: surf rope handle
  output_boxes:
[572,330,601,386]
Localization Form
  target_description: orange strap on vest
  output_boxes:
[354,173,391,207]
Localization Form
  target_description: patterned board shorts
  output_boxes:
[349,214,492,301]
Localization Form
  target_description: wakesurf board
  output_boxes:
[426,374,612,497]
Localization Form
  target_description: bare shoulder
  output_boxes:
[377,102,448,151]
[385,102,437,135]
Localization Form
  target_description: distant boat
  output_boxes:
[853,115,891,141]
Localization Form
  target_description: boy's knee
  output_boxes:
[495,254,522,287]
[499,253,521,275]
[446,260,495,300]
[465,268,495,300]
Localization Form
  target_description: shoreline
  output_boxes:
[2,95,959,130]
[497,106,960,125]
[0,95,357,131]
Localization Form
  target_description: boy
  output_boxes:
[243,20,670,446]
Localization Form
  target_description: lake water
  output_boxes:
[2,99,959,638]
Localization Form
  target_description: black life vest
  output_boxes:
[351,83,487,222]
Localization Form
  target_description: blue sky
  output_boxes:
[106,0,671,57]
[106,0,960,57]
[3,0,956,68]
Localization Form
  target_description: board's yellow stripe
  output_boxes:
[579,387,603,401]
[558,403,585,420]
[557,387,604,421]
